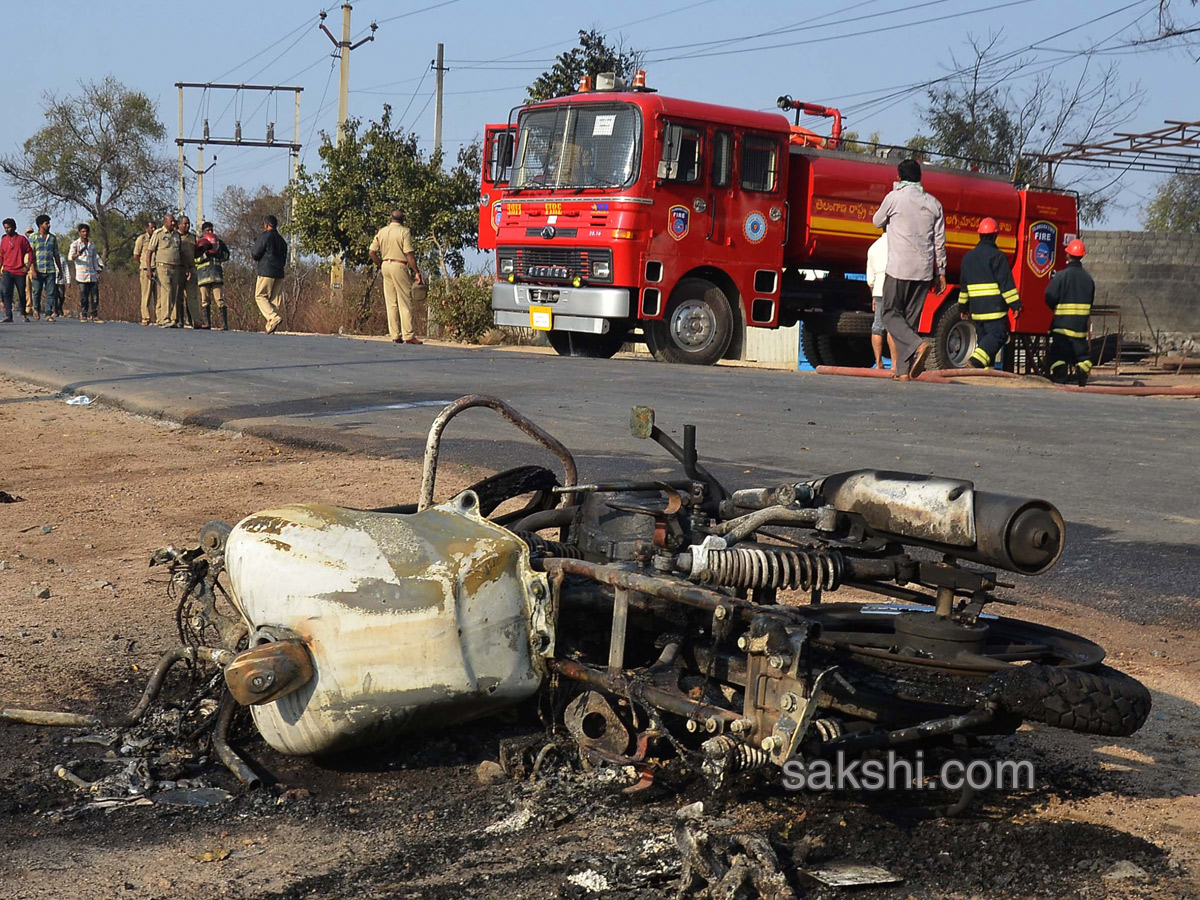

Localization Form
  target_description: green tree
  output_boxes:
[289,106,481,312]
[1142,173,1200,232]
[527,29,645,102]
[0,77,174,261]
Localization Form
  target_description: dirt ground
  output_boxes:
[0,376,1196,900]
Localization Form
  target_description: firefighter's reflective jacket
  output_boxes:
[1045,259,1095,339]
[958,238,1020,321]
[195,238,230,287]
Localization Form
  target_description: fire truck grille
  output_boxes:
[499,246,610,284]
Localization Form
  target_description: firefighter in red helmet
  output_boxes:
[957,217,1021,368]
[1045,238,1095,385]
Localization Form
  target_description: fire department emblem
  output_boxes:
[744,211,767,244]
[668,205,690,241]
[491,200,502,232]
[1028,220,1057,278]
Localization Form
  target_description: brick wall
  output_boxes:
[1081,230,1200,347]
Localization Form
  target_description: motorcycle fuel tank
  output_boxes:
[223,490,554,756]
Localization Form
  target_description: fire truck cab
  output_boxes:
[490,78,793,364]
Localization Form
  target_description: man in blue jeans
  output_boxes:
[0,218,32,322]
[29,215,62,322]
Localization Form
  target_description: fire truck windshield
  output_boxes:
[512,103,641,191]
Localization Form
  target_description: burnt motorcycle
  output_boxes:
[2,396,1150,789]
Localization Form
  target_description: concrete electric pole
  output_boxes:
[320,4,377,293]
[183,148,218,225]
[320,5,377,147]
[432,43,448,157]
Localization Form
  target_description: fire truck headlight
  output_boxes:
[499,257,515,276]
[591,259,611,280]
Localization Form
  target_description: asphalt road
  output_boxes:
[1,318,1196,625]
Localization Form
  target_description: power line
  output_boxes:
[373,0,463,26]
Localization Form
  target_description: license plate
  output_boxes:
[529,306,553,330]
[530,288,560,303]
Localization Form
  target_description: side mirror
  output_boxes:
[631,406,655,439]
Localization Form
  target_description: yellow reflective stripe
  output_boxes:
[971,348,991,364]
[1054,304,1091,315]
[1002,288,1019,301]
[1078,360,1093,372]
[1052,327,1088,339]
[970,282,999,292]
[1050,360,1066,370]
[972,311,1008,321]
[958,287,969,301]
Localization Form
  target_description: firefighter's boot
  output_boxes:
[1049,365,1068,384]
[219,308,229,332]
[1076,368,1089,387]
[203,306,212,329]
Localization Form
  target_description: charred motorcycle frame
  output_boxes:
[3,396,1151,790]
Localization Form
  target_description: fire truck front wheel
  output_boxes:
[547,329,629,359]
[648,278,734,366]
[928,299,977,370]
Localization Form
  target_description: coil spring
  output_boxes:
[514,531,585,559]
[812,717,843,742]
[702,546,843,592]
[700,734,771,772]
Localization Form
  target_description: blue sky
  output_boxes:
[1,0,1196,229]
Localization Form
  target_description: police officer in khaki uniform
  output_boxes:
[178,216,199,328]
[133,220,156,325]
[150,213,183,327]
[368,210,423,344]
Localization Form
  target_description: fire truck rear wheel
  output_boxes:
[546,329,628,359]
[928,300,977,370]
[649,278,734,366]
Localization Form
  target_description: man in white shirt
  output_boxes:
[865,231,898,370]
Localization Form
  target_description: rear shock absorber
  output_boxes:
[701,546,844,592]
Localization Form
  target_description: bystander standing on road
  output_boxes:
[68,224,104,321]
[133,219,157,326]
[250,215,287,334]
[23,228,36,318]
[178,216,199,328]
[368,209,424,345]
[29,215,63,322]
[0,218,33,323]
[195,221,230,331]
[54,244,70,316]
[871,159,947,381]
[864,229,897,370]
[150,213,183,327]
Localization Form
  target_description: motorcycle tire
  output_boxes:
[982,663,1152,738]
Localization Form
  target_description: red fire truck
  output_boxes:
[483,74,1078,368]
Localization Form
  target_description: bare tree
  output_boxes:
[1142,0,1200,44]
[914,34,1142,223]
[0,77,174,260]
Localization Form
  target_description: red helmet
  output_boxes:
[1066,239,1086,258]
[977,217,998,235]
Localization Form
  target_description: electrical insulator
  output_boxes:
[234,121,242,143]
[203,119,210,141]
[266,122,275,144]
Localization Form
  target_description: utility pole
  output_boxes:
[177,85,186,214]
[320,5,377,294]
[432,43,448,157]
[320,5,377,148]
[183,148,218,225]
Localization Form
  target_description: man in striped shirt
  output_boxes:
[29,215,63,322]
[68,224,105,322]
